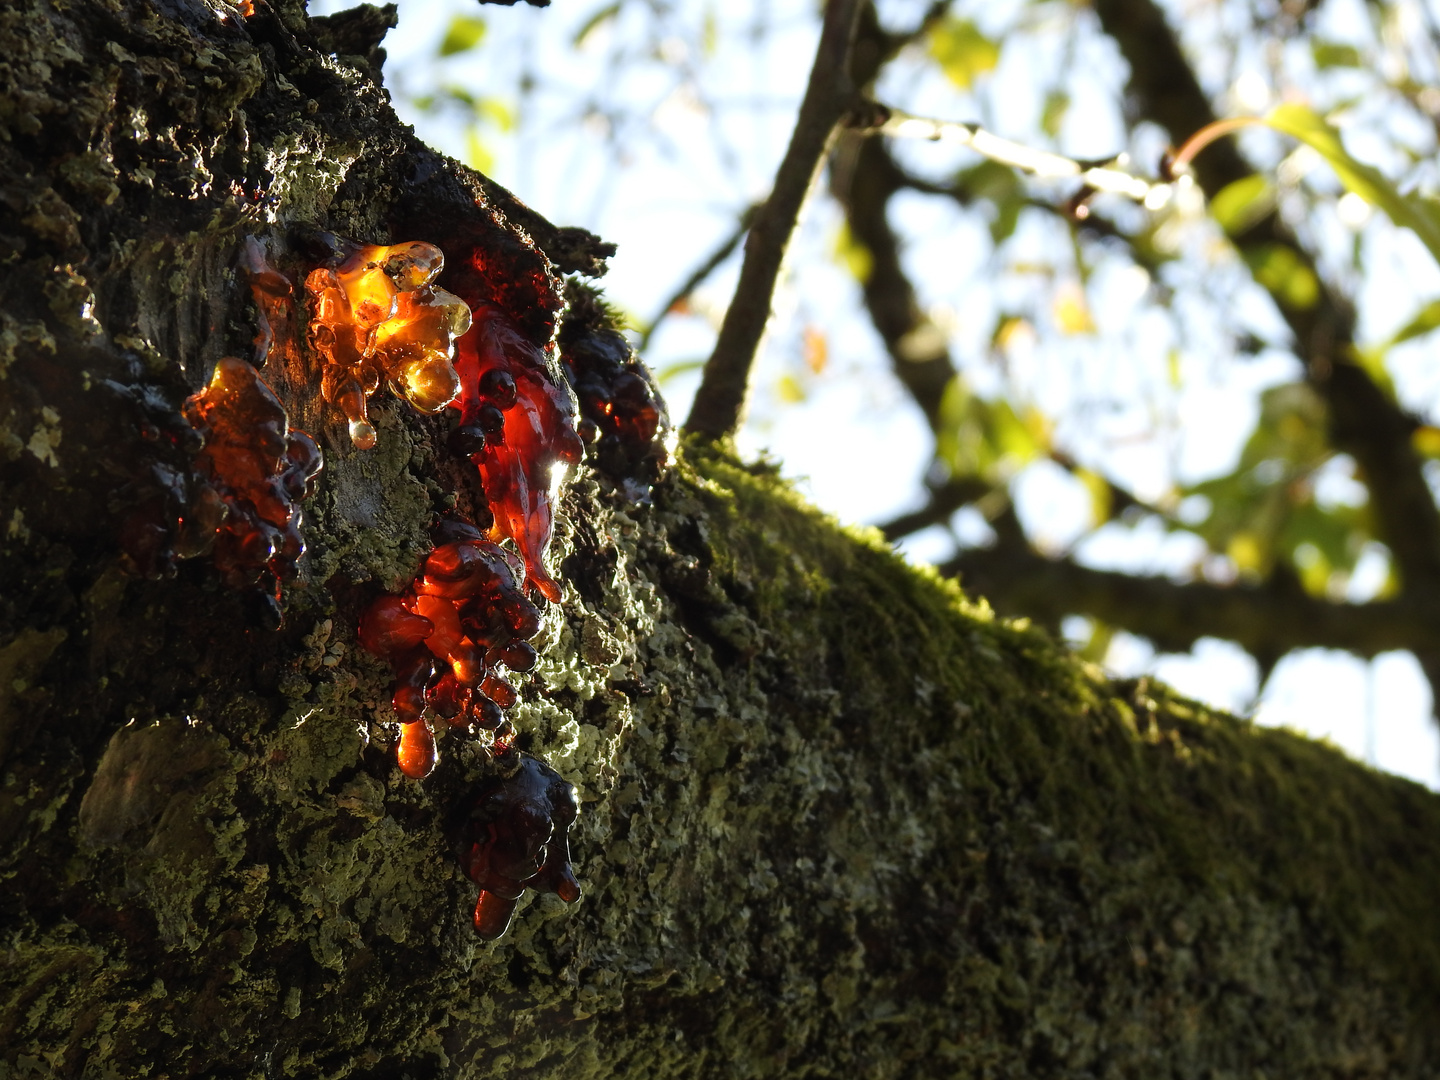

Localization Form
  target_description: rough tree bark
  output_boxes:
[2,1,1439,1077]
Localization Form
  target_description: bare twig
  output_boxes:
[879,476,994,541]
[683,0,864,441]
[847,102,1187,208]
[852,103,1169,203]
[638,205,758,354]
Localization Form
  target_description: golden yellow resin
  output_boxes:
[306,241,471,449]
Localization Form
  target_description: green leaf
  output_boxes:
[463,128,494,175]
[475,97,515,132]
[1209,175,1275,235]
[701,6,718,58]
[956,160,1024,246]
[574,2,621,49]
[656,359,706,386]
[1076,619,1114,665]
[1386,298,1440,347]
[1040,91,1069,139]
[1311,40,1362,69]
[440,85,476,107]
[928,18,1000,91]
[1413,426,1440,458]
[1243,243,1319,310]
[832,222,873,284]
[935,377,1045,481]
[1350,344,1396,399]
[1263,103,1440,265]
[439,15,487,57]
[1171,382,1370,581]
[775,374,806,404]
[1075,468,1112,526]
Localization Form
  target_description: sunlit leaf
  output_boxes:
[701,7,718,58]
[776,374,806,404]
[1077,619,1114,665]
[936,377,1046,481]
[1350,345,1396,399]
[928,18,1000,91]
[1209,175,1275,235]
[992,314,1032,350]
[439,15,487,57]
[1292,540,1332,596]
[656,358,706,386]
[991,401,1043,463]
[1170,382,1368,582]
[1386,298,1440,346]
[574,3,621,50]
[1228,532,1264,574]
[956,160,1024,245]
[1263,103,1440,264]
[832,222,873,284]
[475,97,515,132]
[1041,91,1069,139]
[1052,282,1095,334]
[802,326,828,375]
[1075,467,1112,526]
[1412,426,1440,458]
[1243,243,1319,310]
[464,128,494,174]
[1311,40,1362,69]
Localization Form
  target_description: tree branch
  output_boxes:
[944,544,1440,660]
[848,104,1174,206]
[879,476,993,541]
[683,0,864,441]
[831,136,958,430]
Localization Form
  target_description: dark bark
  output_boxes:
[1,1,1439,1077]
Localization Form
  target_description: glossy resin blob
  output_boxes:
[456,751,582,940]
[306,240,471,449]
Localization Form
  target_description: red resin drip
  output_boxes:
[556,283,671,500]
[239,236,294,368]
[450,305,583,603]
[357,523,544,777]
[183,356,322,625]
[396,720,437,780]
[458,752,581,939]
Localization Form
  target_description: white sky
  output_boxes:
[309,0,1440,789]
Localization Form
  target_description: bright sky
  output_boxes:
[309,0,1440,789]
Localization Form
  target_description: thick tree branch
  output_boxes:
[944,544,1440,660]
[683,0,864,440]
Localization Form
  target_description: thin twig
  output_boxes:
[638,205,758,354]
[683,0,864,441]
[850,103,1187,208]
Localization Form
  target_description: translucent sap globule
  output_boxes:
[306,241,471,449]
[357,522,543,778]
